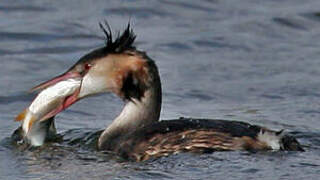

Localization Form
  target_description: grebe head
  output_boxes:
[29,23,162,148]
[30,22,162,123]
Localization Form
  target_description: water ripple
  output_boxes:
[272,17,308,31]
[21,45,95,54]
[0,5,53,12]
[104,7,171,18]
[0,31,100,42]
[300,12,320,22]
[162,0,215,12]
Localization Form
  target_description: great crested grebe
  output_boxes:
[14,22,303,161]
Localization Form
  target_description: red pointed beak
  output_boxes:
[30,72,81,92]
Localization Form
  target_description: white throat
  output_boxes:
[108,99,156,132]
[98,88,161,149]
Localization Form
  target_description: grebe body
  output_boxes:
[100,118,302,161]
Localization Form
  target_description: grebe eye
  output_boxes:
[84,63,92,71]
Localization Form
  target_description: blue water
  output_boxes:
[1,0,320,179]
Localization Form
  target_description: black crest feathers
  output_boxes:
[73,21,137,69]
[99,21,136,53]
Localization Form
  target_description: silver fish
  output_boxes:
[15,78,81,146]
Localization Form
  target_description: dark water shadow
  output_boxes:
[272,17,308,31]
[300,12,320,22]
[104,7,172,18]
[0,31,100,42]
[162,0,216,12]
[0,5,53,12]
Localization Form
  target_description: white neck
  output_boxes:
[98,87,161,150]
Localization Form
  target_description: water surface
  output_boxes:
[1,0,320,179]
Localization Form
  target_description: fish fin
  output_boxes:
[15,109,28,121]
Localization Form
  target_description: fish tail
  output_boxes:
[16,109,37,134]
[15,109,28,121]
